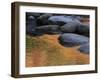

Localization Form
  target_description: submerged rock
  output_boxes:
[58,33,89,47]
[78,43,89,54]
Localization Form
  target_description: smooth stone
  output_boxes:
[35,25,61,34]
[37,13,53,26]
[60,22,80,33]
[26,16,37,34]
[76,24,89,37]
[28,30,44,36]
[78,43,89,54]
[26,12,41,18]
[48,16,81,26]
[75,16,83,21]
[58,33,89,47]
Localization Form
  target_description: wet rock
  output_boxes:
[48,16,80,26]
[37,13,53,26]
[76,24,89,37]
[78,43,89,54]
[35,25,61,34]
[58,33,89,47]
[60,22,80,33]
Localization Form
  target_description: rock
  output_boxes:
[48,16,81,26]
[37,13,53,26]
[76,24,89,37]
[60,22,80,33]
[35,25,61,34]
[26,12,41,18]
[78,43,89,54]
[75,16,83,21]
[58,33,89,47]
[26,16,37,34]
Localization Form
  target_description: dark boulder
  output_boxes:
[26,16,37,34]
[76,24,89,37]
[60,22,80,33]
[48,16,81,26]
[26,12,41,18]
[75,16,83,21]
[78,43,89,54]
[58,33,89,47]
[35,25,61,34]
[37,13,53,26]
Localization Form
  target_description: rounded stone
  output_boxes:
[48,16,81,26]
[76,24,89,37]
[26,12,41,18]
[37,13,53,26]
[26,16,37,34]
[58,33,89,47]
[35,25,61,34]
[60,22,80,33]
[78,43,89,54]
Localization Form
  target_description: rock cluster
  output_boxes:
[26,12,90,54]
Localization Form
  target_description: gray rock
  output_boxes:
[48,16,81,26]
[76,24,89,37]
[60,22,80,33]
[26,16,37,34]
[78,43,89,54]
[75,16,83,21]
[58,33,89,47]
[35,25,61,34]
[26,12,41,18]
[37,13,53,26]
